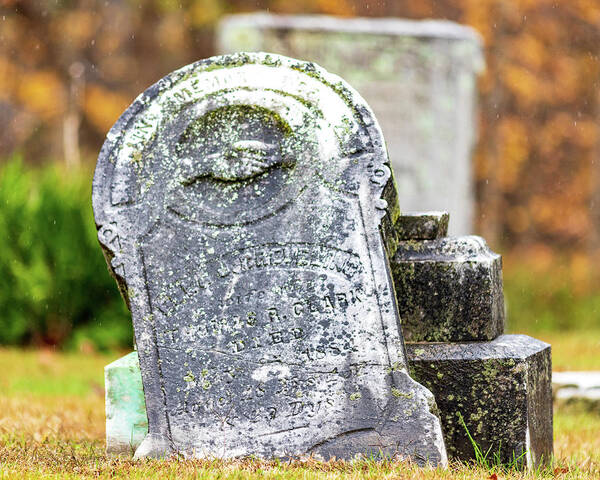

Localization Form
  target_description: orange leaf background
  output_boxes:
[1,0,599,281]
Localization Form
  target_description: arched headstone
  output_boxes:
[93,52,446,464]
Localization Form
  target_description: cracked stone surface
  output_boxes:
[93,52,446,464]
[391,235,505,342]
[407,334,553,468]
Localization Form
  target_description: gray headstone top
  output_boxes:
[218,13,483,42]
[409,335,549,361]
[93,52,446,464]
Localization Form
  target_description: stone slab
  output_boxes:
[107,335,553,468]
[105,352,148,454]
[217,13,484,235]
[391,236,505,342]
[407,335,553,468]
[395,212,449,241]
[94,52,446,464]
[553,371,600,401]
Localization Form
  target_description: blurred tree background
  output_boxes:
[1,0,600,348]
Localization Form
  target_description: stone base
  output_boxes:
[104,352,148,454]
[406,335,553,468]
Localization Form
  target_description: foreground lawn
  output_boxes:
[525,330,600,371]
[0,346,598,479]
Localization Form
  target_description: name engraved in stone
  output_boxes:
[150,243,364,317]
[214,243,363,279]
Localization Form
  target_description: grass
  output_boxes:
[0,347,599,479]
[501,258,600,370]
[526,330,600,371]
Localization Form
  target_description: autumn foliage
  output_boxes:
[2,0,600,269]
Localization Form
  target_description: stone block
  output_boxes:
[105,352,148,454]
[395,212,449,241]
[391,235,505,342]
[407,335,553,468]
[217,13,484,235]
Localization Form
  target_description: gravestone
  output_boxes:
[393,234,504,342]
[408,335,552,467]
[93,52,446,463]
[217,13,484,235]
[105,352,148,454]
[101,216,553,468]
[392,212,552,468]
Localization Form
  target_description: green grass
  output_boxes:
[502,259,600,370]
[528,330,600,371]
[0,347,599,478]
[1,348,110,396]
[503,259,600,337]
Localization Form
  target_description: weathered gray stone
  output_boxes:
[396,212,449,241]
[217,13,484,235]
[407,335,553,468]
[93,52,446,464]
[106,336,554,468]
[391,235,505,342]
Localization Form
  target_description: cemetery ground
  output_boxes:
[1,331,598,480]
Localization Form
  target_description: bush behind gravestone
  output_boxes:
[0,156,131,350]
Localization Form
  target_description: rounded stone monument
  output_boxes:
[93,52,447,465]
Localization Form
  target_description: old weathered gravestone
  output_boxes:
[408,335,552,467]
[393,231,504,343]
[105,352,148,454]
[392,212,552,468]
[217,13,484,235]
[93,52,446,463]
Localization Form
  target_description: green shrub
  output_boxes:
[0,156,131,350]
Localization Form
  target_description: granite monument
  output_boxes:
[392,212,552,468]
